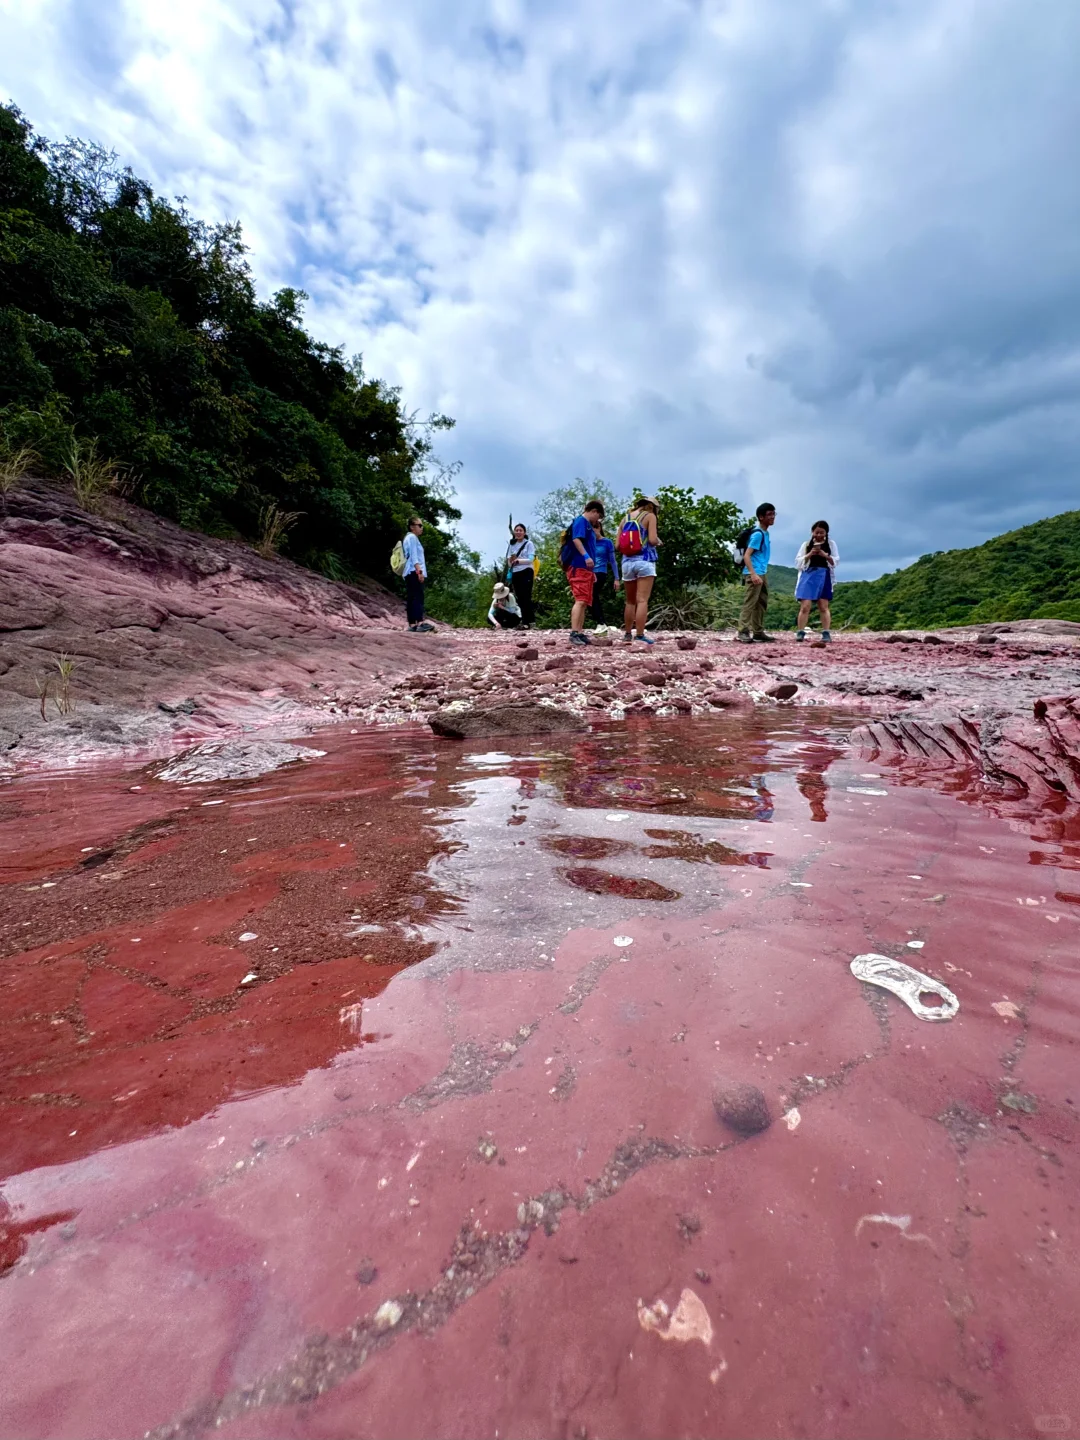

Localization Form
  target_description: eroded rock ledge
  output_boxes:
[851,695,1080,802]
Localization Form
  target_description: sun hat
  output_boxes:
[634,495,659,509]
[492,582,511,599]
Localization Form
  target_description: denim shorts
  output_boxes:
[621,558,657,581]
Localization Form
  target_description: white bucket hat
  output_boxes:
[492,582,511,599]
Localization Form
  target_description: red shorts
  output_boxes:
[565,568,595,604]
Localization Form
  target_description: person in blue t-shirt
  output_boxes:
[563,499,604,645]
[736,502,776,644]
[588,517,621,626]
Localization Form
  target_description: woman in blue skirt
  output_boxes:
[794,520,838,641]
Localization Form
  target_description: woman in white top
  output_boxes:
[794,519,839,642]
[505,524,536,627]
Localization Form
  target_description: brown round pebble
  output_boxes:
[713,1081,772,1136]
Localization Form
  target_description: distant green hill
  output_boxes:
[766,563,797,595]
[766,509,1080,630]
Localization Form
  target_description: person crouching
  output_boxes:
[488,582,523,629]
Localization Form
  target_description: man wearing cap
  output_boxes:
[487,582,523,629]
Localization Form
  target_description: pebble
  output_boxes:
[713,1081,772,1136]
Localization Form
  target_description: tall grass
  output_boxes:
[256,503,303,558]
[62,438,121,512]
[0,445,38,511]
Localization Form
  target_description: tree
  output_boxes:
[647,485,744,598]
[0,103,463,586]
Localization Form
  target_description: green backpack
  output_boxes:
[390,539,407,577]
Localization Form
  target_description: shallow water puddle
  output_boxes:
[1,711,1079,1440]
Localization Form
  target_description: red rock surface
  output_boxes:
[0,480,462,770]
[4,481,1080,793]
[1,714,1079,1439]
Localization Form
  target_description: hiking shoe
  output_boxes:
[734,632,752,644]
[621,631,633,643]
[416,622,436,632]
[633,633,655,645]
[751,633,777,643]
[821,630,832,643]
[569,631,590,646]
[795,629,806,642]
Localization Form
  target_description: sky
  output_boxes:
[2,0,1078,577]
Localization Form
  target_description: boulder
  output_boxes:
[766,682,799,701]
[544,655,575,672]
[675,637,698,651]
[515,648,539,661]
[429,703,587,739]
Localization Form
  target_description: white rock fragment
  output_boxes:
[992,1000,1022,1020]
[637,1289,713,1347]
[855,1213,932,1245]
[373,1300,404,1331]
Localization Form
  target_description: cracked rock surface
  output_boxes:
[1,711,1078,1438]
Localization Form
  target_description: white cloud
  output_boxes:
[2,0,1078,576]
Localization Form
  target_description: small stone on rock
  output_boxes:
[713,1080,772,1136]
[356,1260,378,1285]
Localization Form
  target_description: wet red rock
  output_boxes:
[1,714,1079,1439]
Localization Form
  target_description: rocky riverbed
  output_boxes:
[2,480,1078,800]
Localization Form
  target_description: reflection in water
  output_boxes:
[4,707,1078,1198]
[541,835,635,860]
[795,739,841,822]
[560,867,682,901]
[641,828,772,868]
[0,1196,76,1276]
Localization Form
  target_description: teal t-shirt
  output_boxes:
[743,528,770,577]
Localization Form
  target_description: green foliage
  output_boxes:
[0,104,463,582]
[423,550,495,629]
[806,510,1080,630]
[646,485,743,596]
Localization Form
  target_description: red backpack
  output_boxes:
[617,513,646,556]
